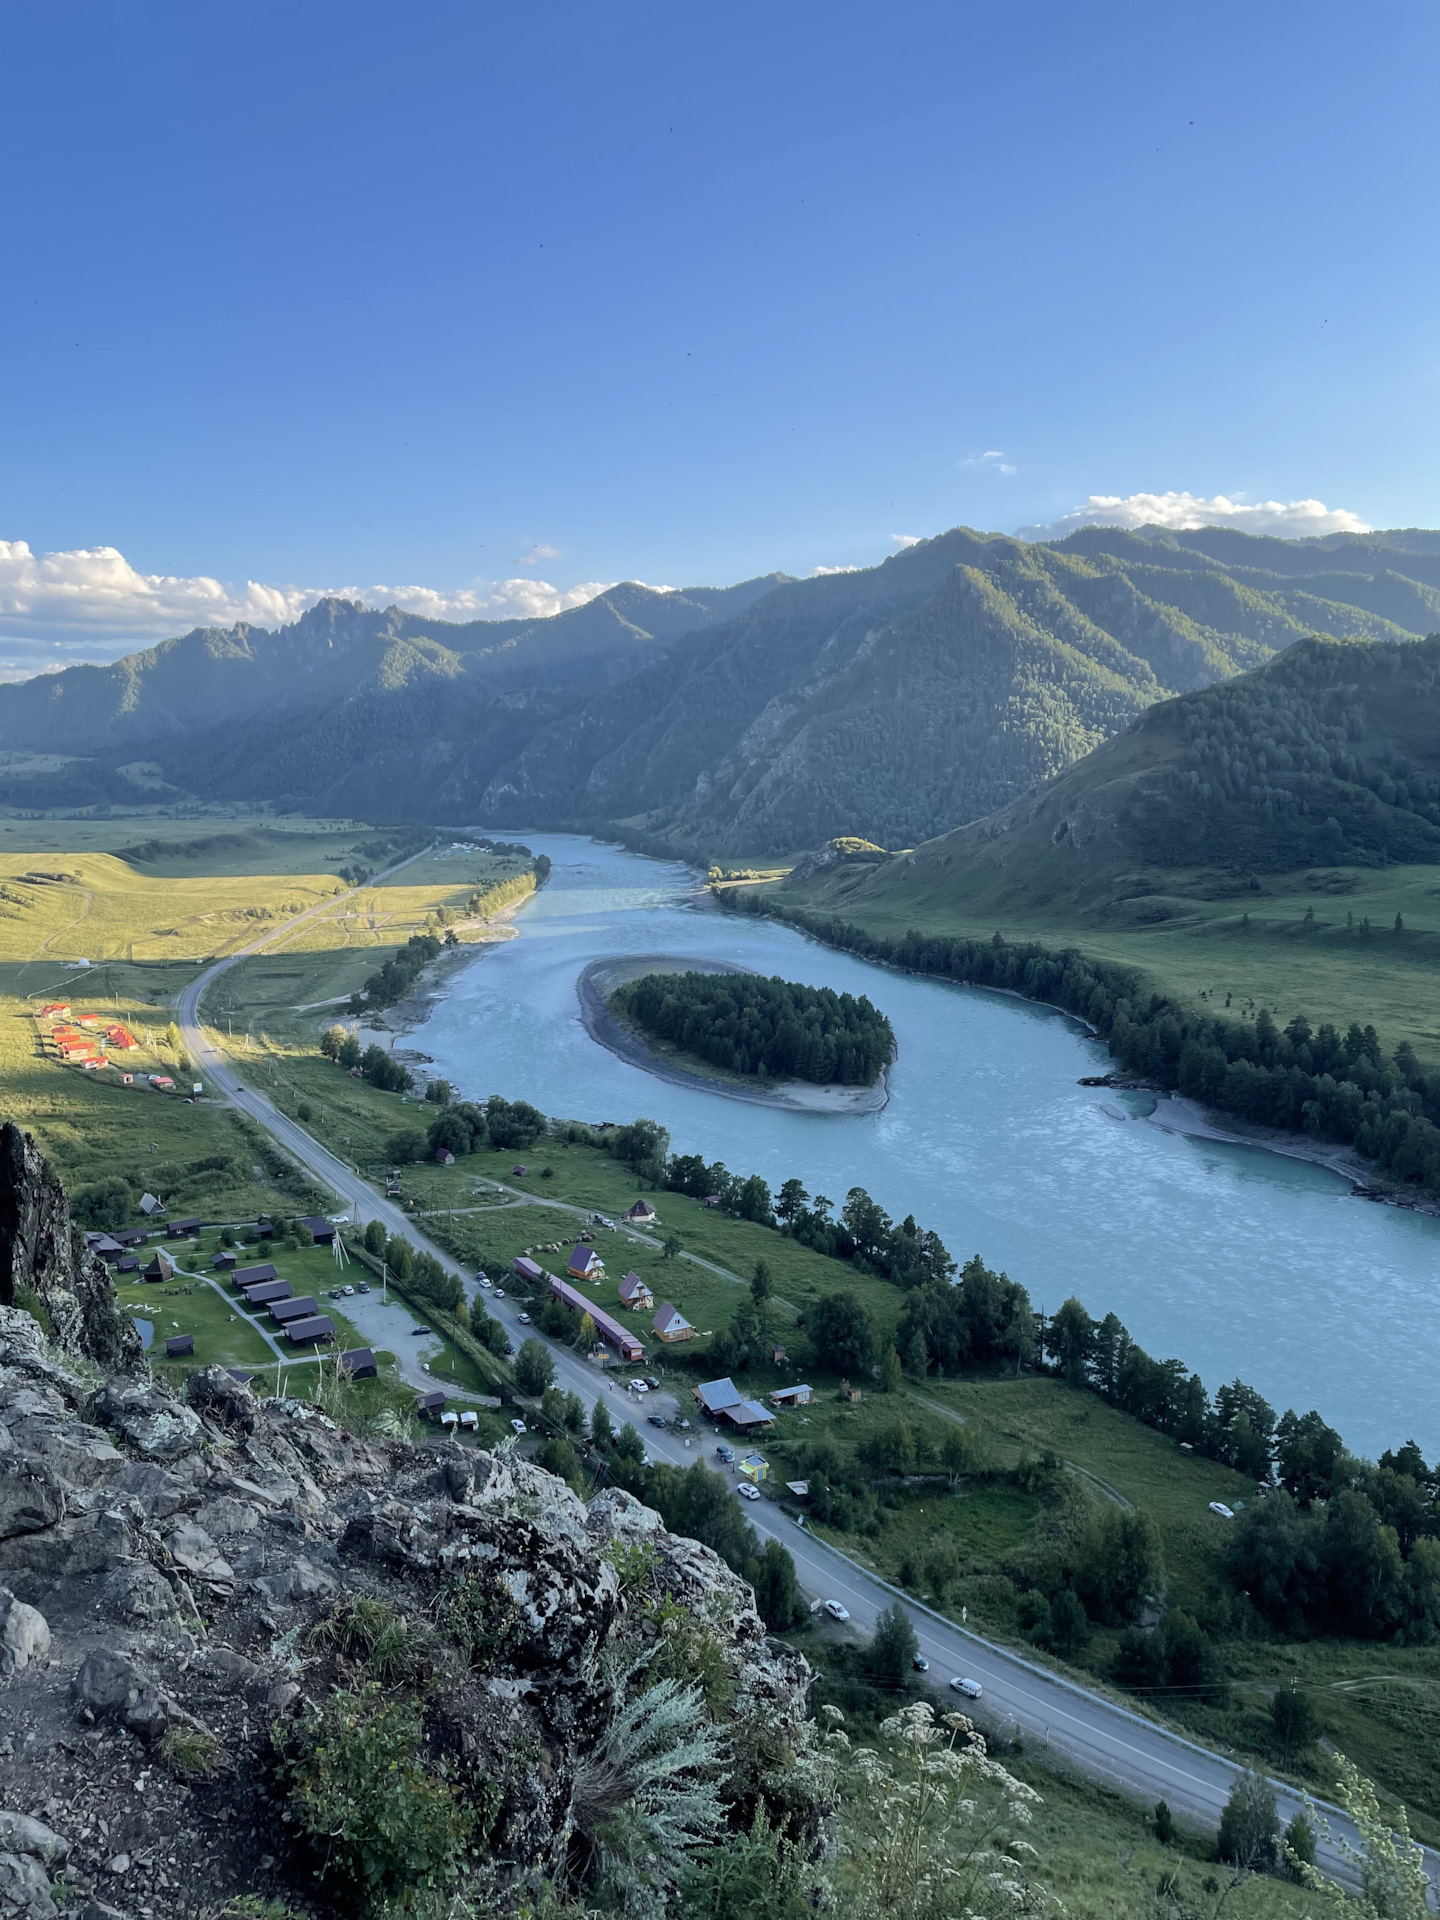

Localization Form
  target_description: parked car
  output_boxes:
[912,1655,930,1673]
[343,1284,355,1296]
[356,1282,369,1294]
[1209,1502,1235,1520]
[737,1482,760,1501]
[412,1326,431,1336]
[642,1375,660,1390]
[647,1413,666,1429]
[950,1676,983,1700]
[628,1379,650,1394]
[715,1444,735,1463]
[823,1600,850,1622]
[510,1418,527,1435]
[518,1312,531,1324]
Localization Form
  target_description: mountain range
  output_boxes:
[3,524,1439,854]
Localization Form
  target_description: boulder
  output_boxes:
[163,1521,234,1587]
[98,1559,178,1624]
[0,1848,56,1919]
[0,1590,50,1674]
[0,1462,65,1540]
[0,1812,70,1866]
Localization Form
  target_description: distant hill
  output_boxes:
[2,524,1439,847]
[779,633,1440,928]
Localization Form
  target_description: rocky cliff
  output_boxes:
[0,1145,826,1919]
[0,1123,143,1375]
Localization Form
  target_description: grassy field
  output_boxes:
[755,856,1440,1067]
[0,810,535,1199]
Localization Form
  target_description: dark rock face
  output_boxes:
[0,1315,823,1917]
[0,1124,143,1374]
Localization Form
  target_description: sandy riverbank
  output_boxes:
[577,954,890,1114]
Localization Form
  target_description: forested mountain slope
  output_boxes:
[784,633,1440,927]
[3,524,1439,847]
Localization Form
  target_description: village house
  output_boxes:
[652,1301,694,1343]
[141,1253,174,1284]
[164,1335,194,1358]
[269,1296,320,1325]
[284,1315,335,1346]
[297,1216,337,1245]
[617,1270,653,1312]
[545,1273,643,1362]
[625,1200,658,1225]
[339,1348,377,1379]
[241,1280,292,1306]
[768,1383,813,1408]
[568,1245,603,1281]
[165,1218,203,1239]
[692,1376,774,1432]
[232,1263,279,1289]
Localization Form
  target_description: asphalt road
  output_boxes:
[173,897,1431,1897]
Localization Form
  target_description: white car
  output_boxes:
[1209,1502,1235,1520]
[479,1277,492,1289]
[518,1312,531,1324]
[343,1284,355,1296]
[510,1418,527,1435]
[823,1600,850,1622]
[493,1288,505,1298]
[950,1676,983,1700]
[629,1380,650,1393]
[737,1482,760,1501]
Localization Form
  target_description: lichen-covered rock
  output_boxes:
[91,1379,204,1460]
[185,1364,257,1436]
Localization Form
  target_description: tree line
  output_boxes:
[717,889,1440,1193]
[609,969,893,1086]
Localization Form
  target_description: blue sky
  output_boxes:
[2,0,1437,662]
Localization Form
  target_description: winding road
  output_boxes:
[173,881,1431,1897]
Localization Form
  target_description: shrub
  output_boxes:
[277,1685,475,1911]
[158,1724,222,1779]
[308,1598,431,1686]
[431,1569,522,1672]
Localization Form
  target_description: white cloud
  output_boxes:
[0,538,615,672]
[961,450,1017,476]
[517,542,561,565]
[1017,491,1371,541]
[808,563,860,576]
[890,534,924,549]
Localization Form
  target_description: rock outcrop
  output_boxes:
[0,1325,821,1916]
[0,1124,143,1374]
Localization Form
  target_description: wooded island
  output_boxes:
[608,968,894,1086]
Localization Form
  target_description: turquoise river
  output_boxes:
[412,834,1440,1458]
